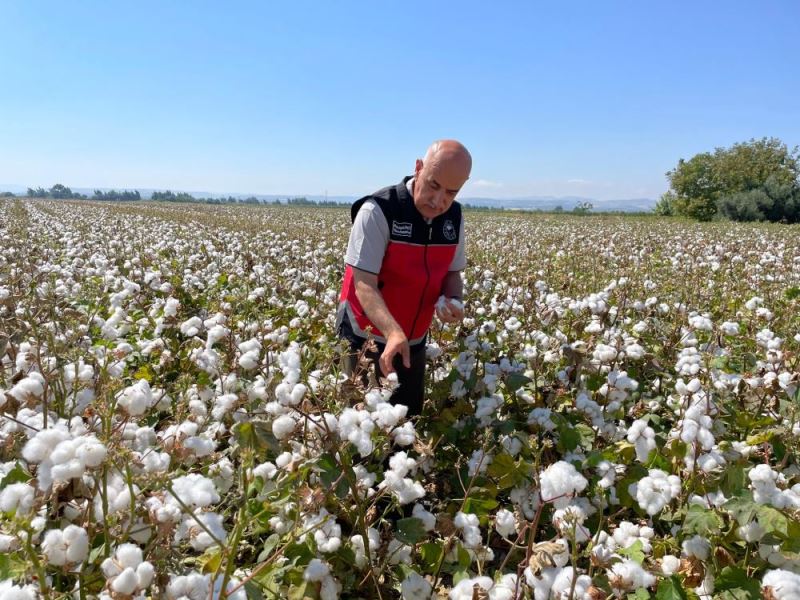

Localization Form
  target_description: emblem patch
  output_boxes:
[391,221,413,237]
[443,219,457,241]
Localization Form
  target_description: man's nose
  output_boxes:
[433,189,446,208]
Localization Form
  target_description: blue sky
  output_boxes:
[1,1,798,201]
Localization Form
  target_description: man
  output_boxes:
[337,140,472,416]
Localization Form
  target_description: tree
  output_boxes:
[665,138,800,222]
[572,201,593,215]
[654,191,675,216]
[49,183,75,199]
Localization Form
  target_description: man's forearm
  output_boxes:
[441,270,464,299]
[354,281,405,338]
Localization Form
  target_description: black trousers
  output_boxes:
[341,336,427,418]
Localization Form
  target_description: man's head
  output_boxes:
[412,140,472,220]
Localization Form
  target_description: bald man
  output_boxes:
[337,140,472,416]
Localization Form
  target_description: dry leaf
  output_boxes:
[528,540,566,575]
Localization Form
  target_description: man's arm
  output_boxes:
[352,268,410,375]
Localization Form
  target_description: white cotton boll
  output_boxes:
[762,569,800,599]
[661,555,681,575]
[401,572,432,599]
[388,538,413,564]
[629,469,681,515]
[0,483,36,516]
[392,422,416,446]
[112,568,139,595]
[551,567,591,599]
[608,559,656,595]
[0,581,38,600]
[252,461,278,480]
[117,379,153,416]
[176,512,227,550]
[272,414,297,440]
[168,474,220,509]
[627,419,656,464]
[682,535,710,560]
[738,521,765,543]
[449,577,493,600]
[76,437,107,467]
[413,504,436,531]
[304,559,330,582]
[494,508,517,538]
[8,373,45,402]
[238,350,260,371]
[42,525,89,566]
[115,543,143,569]
[454,511,482,548]
[136,561,155,589]
[468,449,493,476]
[539,461,588,508]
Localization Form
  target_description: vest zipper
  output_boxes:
[409,223,432,341]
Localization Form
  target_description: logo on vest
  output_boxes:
[443,219,457,241]
[391,221,413,237]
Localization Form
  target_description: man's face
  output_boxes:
[413,156,470,220]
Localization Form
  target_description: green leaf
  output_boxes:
[785,286,800,300]
[557,422,581,452]
[656,576,688,600]
[419,541,445,571]
[196,546,223,573]
[683,505,723,536]
[462,487,499,516]
[506,372,532,392]
[288,580,318,600]
[487,452,525,489]
[618,540,646,564]
[316,454,339,488]
[244,582,265,600]
[723,491,758,524]
[257,534,282,563]
[757,505,791,538]
[715,566,759,598]
[627,588,651,600]
[395,517,427,545]
[235,420,280,455]
[0,463,31,491]
[133,364,155,383]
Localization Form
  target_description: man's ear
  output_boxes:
[414,158,423,176]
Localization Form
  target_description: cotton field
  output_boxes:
[1,198,800,600]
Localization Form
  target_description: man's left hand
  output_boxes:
[436,296,464,324]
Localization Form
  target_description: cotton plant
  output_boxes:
[2,198,800,598]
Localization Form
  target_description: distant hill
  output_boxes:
[0,183,656,212]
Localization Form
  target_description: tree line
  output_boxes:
[657,137,800,222]
[7,185,345,206]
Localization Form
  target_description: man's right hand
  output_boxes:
[380,330,411,375]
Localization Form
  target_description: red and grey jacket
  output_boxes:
[339,176,462,345]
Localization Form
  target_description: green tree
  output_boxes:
[665,138,800,222]
[654,191,675,216]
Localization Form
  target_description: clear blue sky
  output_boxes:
[1,1,798,201]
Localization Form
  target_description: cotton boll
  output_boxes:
[682,535,710,560]
[492,508,519,540]
[539,461,588,508]
[111,568,139,595]
[762,569,800,599]
[413,504,436,531]
[661,555,681,575]
[401,572,432,599]
[271,414,297,440]
[42,525,89,566]
[448,577,493,600]
[0,483,35,516]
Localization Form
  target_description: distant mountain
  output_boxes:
[1,183,656,212]
[460,196,656,212]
